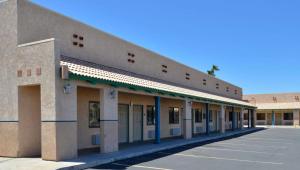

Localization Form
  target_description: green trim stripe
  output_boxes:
[69,73,255,109]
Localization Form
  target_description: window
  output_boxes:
[209,110,213,122]
[229,112,233,121]
[257,113,266,120]
[284,113,293,120]
[244,113,248,120]
[194,109,202,123]
[169,107,179,124]
[147,106,155,125]
[89,101,100,128]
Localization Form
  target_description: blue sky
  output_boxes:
[31,0,300,94]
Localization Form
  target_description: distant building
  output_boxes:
[244,93,300,127]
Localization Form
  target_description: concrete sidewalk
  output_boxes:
[0,128,261,170]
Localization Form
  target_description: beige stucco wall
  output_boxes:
[77,87,100,150]
[256,109,296,125]
[0,0,19,157]
[16,0,243,100]
[244,93,300,104]
[0,123,19,157]
[18,85,41,157]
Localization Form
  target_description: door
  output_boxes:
[275,113,282,125]
[118,104,129,143]
[267,113,272,125]
[133,105,143,142]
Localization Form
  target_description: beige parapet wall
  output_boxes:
[244,93,300,127]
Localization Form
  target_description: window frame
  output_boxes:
[194,109,202,123]
[229,111,233,121]
[283,112,293,121]
[146,105,155,125]
[169,107,180,124]
[209,110,213,122]
[257,113,266,120]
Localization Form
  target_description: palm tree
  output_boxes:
[207,65,220,77]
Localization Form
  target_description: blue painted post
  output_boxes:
[206,103,210,135]
[155,96,161,144]
[232,107,235,131]
[272,111,275,126]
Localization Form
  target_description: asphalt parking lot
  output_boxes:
[87,128,300,170]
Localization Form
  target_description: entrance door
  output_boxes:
[118,104,129,143]
[267,113,272,125]
[275,113,282,125]
[133,105,143,142]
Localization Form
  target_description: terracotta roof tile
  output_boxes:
[60,56,254,108]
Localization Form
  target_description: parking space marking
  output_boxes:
[193,146,284,155]
[232,139,293,145]
[240,137,293,142]
[216,142,288,149]
[158,152,284,165]
[112,163,173,170]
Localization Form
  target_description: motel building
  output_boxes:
[0,0,256,161]
[244,93,300,127]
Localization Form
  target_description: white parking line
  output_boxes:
[216,142,287,149]
[194,146,284,155]
[231,139,293,145]
[112,163,173,170]
[240,137,293,142]
[159,152,284,165]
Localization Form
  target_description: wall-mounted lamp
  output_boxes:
[109,88,117,99]
[63,83,72,94]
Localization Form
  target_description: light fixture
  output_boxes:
[63,83,72,94]
[109,88,116,99]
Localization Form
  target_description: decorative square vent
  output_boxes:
[127,52,135,63]
[203,79,207,86]
[185,73,191,80]
[17,70,22,77]
[72,33,84,48]
[161,64,168,73]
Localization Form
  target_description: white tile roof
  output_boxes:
[60,56,255,108]
[256,102,300,110]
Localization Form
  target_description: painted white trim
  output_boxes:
[17,38,55,47]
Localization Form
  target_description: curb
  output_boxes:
[59,128,262,170]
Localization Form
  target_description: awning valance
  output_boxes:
[60,56,255,109]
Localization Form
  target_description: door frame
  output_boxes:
[133,104,144,142]
[118,103,130,143]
